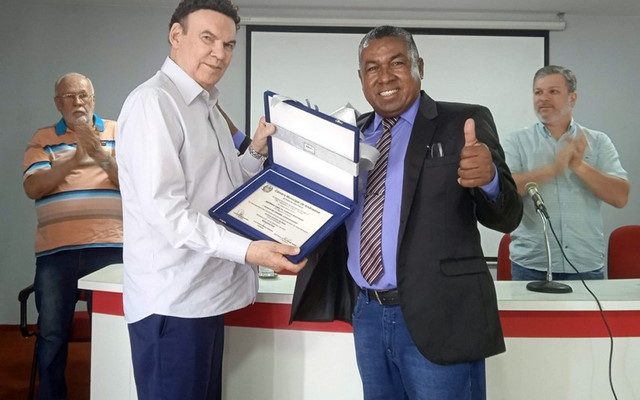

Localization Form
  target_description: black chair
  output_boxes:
[18,284,91,400]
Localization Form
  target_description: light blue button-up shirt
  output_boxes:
[503,120,628,273]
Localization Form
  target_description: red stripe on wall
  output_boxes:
[225,302,353,333]
[93,291,124,316]
[499,310,640,338]
[92,291,640,337]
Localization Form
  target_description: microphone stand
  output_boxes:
[526,208,573,294]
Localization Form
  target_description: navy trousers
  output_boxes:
[128,314,225,400]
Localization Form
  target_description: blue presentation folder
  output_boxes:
[209,91,360,263]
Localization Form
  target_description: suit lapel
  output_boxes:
[397,92,438,247]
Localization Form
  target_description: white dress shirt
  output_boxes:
[116,57,263,323]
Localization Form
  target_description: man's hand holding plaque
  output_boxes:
[246,241,307,273]
[247,116,273,158]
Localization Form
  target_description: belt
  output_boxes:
[365,288,400,305]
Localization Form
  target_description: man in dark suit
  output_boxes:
[291,26,522,399]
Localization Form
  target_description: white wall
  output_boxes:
[1,1,638,323]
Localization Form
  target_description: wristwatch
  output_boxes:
[248,146,267,162]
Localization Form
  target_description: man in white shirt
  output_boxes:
[116,1,305,399]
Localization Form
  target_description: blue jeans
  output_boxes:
[34,247,122,400]
[128,314,224,400]
[511,261,605,281]
[352,291,486,400]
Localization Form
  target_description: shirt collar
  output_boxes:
[161,56,219,106]
[535,118,577,139]
[372,95,421,132]
[55,114,105,136]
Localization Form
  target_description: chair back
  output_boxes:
[608,225,640,279]
[497,234,512,280]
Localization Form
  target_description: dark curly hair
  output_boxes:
[169,0,240,31]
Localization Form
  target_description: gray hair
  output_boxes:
[533,65,577,93]
[358,26,421,80]
[54,72,94,95]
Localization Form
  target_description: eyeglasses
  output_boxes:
[56,91,94,102]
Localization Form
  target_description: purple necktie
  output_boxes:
[360,116,399,284]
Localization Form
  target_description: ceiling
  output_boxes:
[234,0,640,16]
[33,0,640,17]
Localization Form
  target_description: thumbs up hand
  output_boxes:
[458,118,495,187]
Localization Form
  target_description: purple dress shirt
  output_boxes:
[346,97,499,290]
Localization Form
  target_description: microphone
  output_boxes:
[524,182,549,219]
[523,181,572,294]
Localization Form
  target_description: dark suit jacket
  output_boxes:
[291,91,523,365]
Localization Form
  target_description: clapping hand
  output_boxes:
[74,121,105,164]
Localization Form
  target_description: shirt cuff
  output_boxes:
[480,164,500,201]
[232,130,247,151]
[240,150,264,174]
[217,230,252,265]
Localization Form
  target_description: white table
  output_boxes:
[80,264,640,400]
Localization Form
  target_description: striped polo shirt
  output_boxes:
[22,115,123,256]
